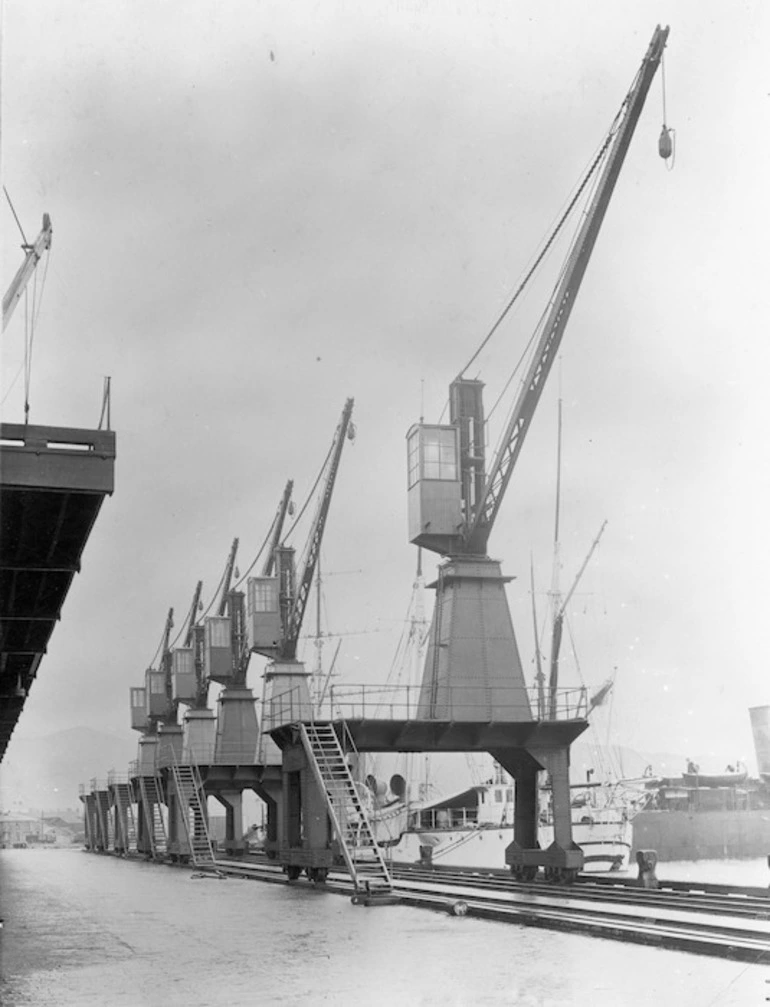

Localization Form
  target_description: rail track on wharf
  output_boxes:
[196,854,770,964]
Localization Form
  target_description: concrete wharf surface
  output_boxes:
[2,849,767,1006]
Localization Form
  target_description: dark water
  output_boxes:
[0,849,766,1006]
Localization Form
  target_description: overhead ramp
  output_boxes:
[0,422,115,761]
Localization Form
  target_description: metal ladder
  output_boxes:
[111,778,137,852]
[301,722,392,894]
[138,774,167,859]
[170,758,216,867]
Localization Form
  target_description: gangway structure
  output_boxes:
[0,422,116,762]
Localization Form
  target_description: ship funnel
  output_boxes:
[749,706,770,780]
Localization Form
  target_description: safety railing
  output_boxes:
[262,685,314,731]
[178,742,259,766]
[107,770,131,786]
[264,682,587,727]
[324,684,587,722]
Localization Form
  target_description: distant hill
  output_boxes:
[569,741,692,782]
[0,726,137,813]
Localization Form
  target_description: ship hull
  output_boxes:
[632,808,770,862]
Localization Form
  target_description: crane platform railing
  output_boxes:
[324,683,587,722]
[175,742,259,766]
[265,682,587,729]
[107,770,133,786]
[263,684,315,732]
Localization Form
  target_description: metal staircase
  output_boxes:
[111,777,137,853]
[301,722,392,895]
[170,757,216,867]
[138,773,167,859]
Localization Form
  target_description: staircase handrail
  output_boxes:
[170,747,215,866]
[299,723,359,882]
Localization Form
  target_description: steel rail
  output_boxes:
[391,864,770,920]
[203,855,769,963]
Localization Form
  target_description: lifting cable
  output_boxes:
[233,511,280,590]
[3,187,52,422]
[162,546,234,659]
[201,552,237,619]
[147,617,171,670]
[230,434,335,596]
[658,50,675,169]
[168,587,204,650]
[455,113,622,383]
[282,437,335,546]
[1,191,29,404]
[485,120,610,429]
[24,243,52,422]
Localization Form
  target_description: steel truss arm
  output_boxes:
[467,26,669,554]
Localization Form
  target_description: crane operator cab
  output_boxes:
[407,378,486,556]
[407,422,462,547]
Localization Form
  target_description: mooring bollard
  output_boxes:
[636,849,659,889]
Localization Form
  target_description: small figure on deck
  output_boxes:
[686,759,699,774]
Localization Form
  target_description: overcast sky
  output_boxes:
[1,0,769,783]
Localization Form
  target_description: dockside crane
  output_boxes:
[410,25,669,562]
[180,579,206,710]
[263,480,294,579]
[218,538,240,617]
[129,608,176,735]
[402,28,670,883]
[2,213,52,332]
[221,484,295,688]
[406,26,669,724]
[249,398,355,664]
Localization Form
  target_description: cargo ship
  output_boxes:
[631,706,770,862]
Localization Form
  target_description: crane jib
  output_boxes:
[283,398,354,657]
[465,25,669,553]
